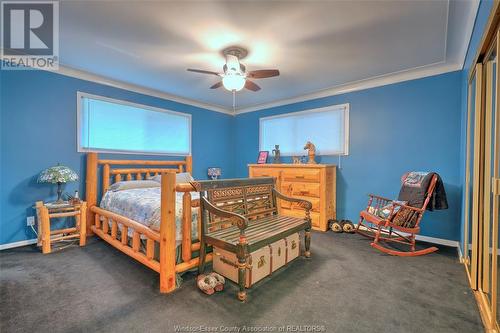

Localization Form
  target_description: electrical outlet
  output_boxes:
[26,216,35,227]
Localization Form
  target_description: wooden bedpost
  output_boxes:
[160,171,177,293]
[186,156,193,174]
[181,192,192,262]
[86,152,98,235]
[102,164,110,193]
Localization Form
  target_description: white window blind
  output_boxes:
[259,104,349,156]
[77,92,191,155]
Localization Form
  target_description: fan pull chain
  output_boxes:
[232,90,236,113]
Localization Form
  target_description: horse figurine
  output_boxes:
[303,141,316,164]
[272,145,281,164]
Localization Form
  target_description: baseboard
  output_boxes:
[355,224,459,248]
[414,234,459,248]
[457,245,464,263]
[0,238,37,250]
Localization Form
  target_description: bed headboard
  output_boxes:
[85,152,193,231]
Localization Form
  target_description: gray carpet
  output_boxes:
[0,232,482,333]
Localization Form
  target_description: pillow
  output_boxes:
[109,180,160,192]
[376,200,407,219]
[151,172,194,184]
[176,172,195,183]
[392,207,419,228]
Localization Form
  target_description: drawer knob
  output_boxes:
[295,175,305,179]
[299,191,309,195]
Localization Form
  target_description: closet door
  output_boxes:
[482,31,499,328]
[494,33,500,329]
[464,63,483,289]
[477,30,499,330]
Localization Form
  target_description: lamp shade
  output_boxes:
[37,165,79,184]
[222,73,246,91]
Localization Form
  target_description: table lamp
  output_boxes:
[37,164,79,203]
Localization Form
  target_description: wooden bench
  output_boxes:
[192,177,312,301]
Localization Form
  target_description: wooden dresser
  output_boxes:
[248,164,336,231]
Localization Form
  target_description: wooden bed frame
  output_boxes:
[85,152,211,293]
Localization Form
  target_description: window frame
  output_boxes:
[76,92,192,156]
[259,103,350,156]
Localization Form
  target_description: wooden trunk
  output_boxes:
[249,164,336,231]
[213,233,300,288]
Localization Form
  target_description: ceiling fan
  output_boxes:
[187,46,280,92]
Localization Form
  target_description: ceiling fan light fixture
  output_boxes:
[222,73,246,91]
[225,54,241,73]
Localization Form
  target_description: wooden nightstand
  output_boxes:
[35,201,87,254]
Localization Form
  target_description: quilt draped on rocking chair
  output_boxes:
[398,172,448,211]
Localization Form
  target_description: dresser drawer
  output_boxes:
[281,182,321,198]
[280,197,320,213]
[250,168,281,178]
[282,169,321,182]
[281,208,321,228]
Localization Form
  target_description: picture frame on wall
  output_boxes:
[257,151,269,164]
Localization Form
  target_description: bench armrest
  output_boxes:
[272,188,313,211]
[200,197,248,230]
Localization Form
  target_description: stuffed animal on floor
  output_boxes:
[210,272,225,292]
[329,219,355,233]
[197,272,226,295]
[341,220,355,233]
[197,274,217,295]
[329,219,343,233]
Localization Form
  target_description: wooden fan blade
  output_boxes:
[210,81,223,89]
[187,68,220,76]
[248,69,280,79]
[245,80,261,91]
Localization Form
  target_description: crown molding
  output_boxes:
[1,53,230,115]
[53,65,233,115]
[28,60,462,116]
[459,0,481,69]
[235,61,461,114]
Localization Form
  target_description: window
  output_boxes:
[259,104,349,156]
[77,92,191,155]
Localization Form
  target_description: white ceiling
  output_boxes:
[58,0,479,114]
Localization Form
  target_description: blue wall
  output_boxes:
[458,0,495,252]
[0,69,235,245]
[233,71,463,241]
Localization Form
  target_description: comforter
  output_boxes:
[100,187,199,242]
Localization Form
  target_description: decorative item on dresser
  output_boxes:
[207,167,221,180]
[272,145,281,163]
[303,141,317,164]
[249,163,336,231]
[257,151,269,164]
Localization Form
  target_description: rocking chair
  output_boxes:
[355,173,439,256]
